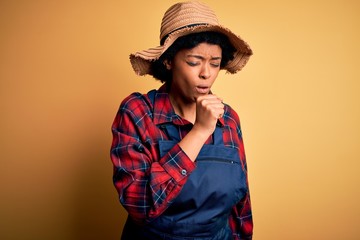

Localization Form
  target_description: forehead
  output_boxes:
[180,43,222,58]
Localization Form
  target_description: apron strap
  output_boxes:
[213,127,224,145]
[161,124,181,142]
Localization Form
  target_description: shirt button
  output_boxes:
[181,169,187,176]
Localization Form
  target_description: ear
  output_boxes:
[163,60,172,70]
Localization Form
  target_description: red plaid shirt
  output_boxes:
[110,84,253,239]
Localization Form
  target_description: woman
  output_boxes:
[110,1,253,239]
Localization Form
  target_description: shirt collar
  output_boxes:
[152,84,224,127]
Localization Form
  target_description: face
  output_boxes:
[166,42,222,104]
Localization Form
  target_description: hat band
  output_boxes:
[160,23,208,45]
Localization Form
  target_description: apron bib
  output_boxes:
[122,123,247,240]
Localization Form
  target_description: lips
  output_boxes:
[196,85,210,94]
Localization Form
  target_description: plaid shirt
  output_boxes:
[110,84,253,239]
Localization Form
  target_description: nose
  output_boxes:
[199,64,210,79]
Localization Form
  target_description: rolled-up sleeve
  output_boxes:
[110,95,196,225]
[225,107,253,239]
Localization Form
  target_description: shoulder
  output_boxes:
[223,103,241,128]
[111,92,153,128]
[112,91,156,130]
[119,91,154,115]
[120,92,149,109]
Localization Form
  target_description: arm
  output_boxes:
[110,93,224,224]
[229,193,253,240]
[110,95,196,225]
[179,94,224,161]
[227,111,253,239]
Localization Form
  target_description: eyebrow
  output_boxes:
[186,54,222,60]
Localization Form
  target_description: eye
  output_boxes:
[186,61,199,66]
[210,62,220,68]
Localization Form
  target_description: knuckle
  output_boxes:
[200,99,207,107]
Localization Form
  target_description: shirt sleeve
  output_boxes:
[110,95,196,225]
[229,193,253,239]
[227,110,253,239]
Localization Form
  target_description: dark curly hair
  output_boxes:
[150,31,236,83]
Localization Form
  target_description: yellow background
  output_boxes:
[1,0,359,239]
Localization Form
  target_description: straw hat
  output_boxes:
[130,1,253,76]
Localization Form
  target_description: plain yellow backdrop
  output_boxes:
[1,0,359,239]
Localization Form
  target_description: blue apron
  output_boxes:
[122,123,248,240]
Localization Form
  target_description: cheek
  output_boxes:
[211,69,220,81]
[175,65,198,81]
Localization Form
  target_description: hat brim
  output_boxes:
[130,24,253,76]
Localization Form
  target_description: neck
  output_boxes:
[169,93,196,124]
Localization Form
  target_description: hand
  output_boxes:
[177,94,224,161]
[193,94,224,136]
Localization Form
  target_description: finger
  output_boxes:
[198,96,223,106]
[217,108,225,119]
[209,104,224,116]
[197,94,222,101]
[199,100,224,112]
[205,99,224,108]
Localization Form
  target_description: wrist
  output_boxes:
[191,123,213,142]
[178,124,211,161]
